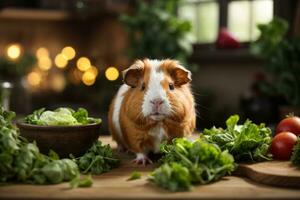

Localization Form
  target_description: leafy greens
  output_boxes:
[73,141,120,174]
[291,137,300,166]
[149,138,236,192]
[25,107,101,126]
[201,115,272,162]
[0,106,119,187]
[0,107,79,184]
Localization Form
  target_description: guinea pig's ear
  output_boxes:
[169,64,192,86]
[122,60,144,88]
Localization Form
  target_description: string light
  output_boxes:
[61,46,76,60]
[77,57,91,71]
[36,47,49,58]
[87,66,98,77]
[82,71,96,86]
[27,72,41,86]
[6,44,22,60]
[105,67,119,81]
[38,56,52,71]
[55,54,68,68]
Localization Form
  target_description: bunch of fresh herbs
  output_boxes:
[291,137,300,166]
[149,138,236,191]
[73,141,120,174]
[24,107,101,126]
[201,115,272,162]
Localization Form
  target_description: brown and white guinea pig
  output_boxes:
[108,59,196,165]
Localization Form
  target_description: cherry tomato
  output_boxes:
[270,131,298,160]
[276,116,300,136]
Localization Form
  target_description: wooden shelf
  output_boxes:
[191,47,263,64]
[0,8,72,21]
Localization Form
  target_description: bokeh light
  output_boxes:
[61,46,76,60]
[54,54,68,68]
[87,66,99,77]
[82,71,96,86]
[105,67,119,81]
[77,57,91,71]
[38,56,52,71]
[6,44,22,60]
[27,72,41,86]
[51,73,66,92]
[36,47,49,58]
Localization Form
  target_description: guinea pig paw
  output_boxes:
[131,153,153,166]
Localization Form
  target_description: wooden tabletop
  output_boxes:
[1,136,300,200]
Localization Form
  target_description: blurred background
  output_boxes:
[0,0,299,132]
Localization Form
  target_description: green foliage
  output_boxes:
[0,106,79,184]
[24,107,101,126]
[0,53,36,78]
[0,106,120,187]
[70,174,93,188]
[127,171,141,181]
[150,162,191,192]
[201,115,273,162]
[120,0,193,66]
[149,138,236,191]
[74,141,119,174]
[251,17,300,106]
[291,137,300,166]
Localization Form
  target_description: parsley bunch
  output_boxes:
[74,141,120,174]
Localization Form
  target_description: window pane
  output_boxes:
[179,1,219,43]
[252,0,273,40]
[197,2,219,43]
[178,3,198,43]
[228,1,251,42]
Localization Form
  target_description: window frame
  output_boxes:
[181,0,296,63]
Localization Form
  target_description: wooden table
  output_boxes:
[1,136,300,200]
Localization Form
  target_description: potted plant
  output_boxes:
[120,0,194,68]
[251,17,300,118]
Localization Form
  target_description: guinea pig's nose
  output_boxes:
[150,98,164,107]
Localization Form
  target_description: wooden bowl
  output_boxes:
[17,121,101,158]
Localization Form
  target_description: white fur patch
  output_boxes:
[142,60,171,119]
[148,123,167,153]
[136,152,147,160]
[112,84,130,146]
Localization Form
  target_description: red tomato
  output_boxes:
[276,116,300,136]
[270,131,298,160]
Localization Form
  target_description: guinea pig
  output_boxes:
[108,59,196,165]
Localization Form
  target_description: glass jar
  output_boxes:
[0,81,13,110]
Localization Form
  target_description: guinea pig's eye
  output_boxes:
[141,83,145,91]
[169,83,174,91]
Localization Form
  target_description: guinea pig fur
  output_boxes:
[108,59,196,165]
